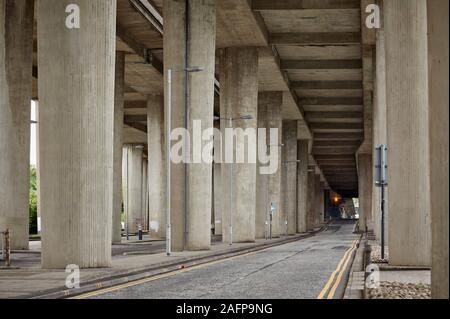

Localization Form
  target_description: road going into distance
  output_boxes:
[76,220,359,299]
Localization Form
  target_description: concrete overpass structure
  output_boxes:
[0,0,448,298]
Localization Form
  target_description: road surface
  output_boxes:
[80,219,359,299]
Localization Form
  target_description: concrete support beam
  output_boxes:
[112,52,125,244]
[427,0,449,299]
[220,47,259,243]
[37,0,116,268]
[252,0,360,10]
[297,140,309,233]
[0,0,34,249]
[306,169,316,231]
[357,153,372,232]
[270,32,361,45]
[384,0,431,266]
[163,0,216,250]
[281,60,362,70]
[314,174,321,227]
[122,145,144,234]
[147,95,166,239]
[283,121,298,235]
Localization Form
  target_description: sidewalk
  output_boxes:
[0,228,324,299]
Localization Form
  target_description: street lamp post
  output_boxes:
[166,66,203,256]
[214,115,253,245]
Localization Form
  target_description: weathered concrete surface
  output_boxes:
[306,169,316,231]
[357,153,372,232]
[384,0,431,267]
[427,0,449,299]
[141,157,149,230]
[0,0,33,250]
[163,0,216,251]
[297,140,309,233]
[314,174,321,227]
[122,145,144,235]
[37,0,116,268]
[283,121,298,235]
[220,47,259,243]
[186,0,216,251]
[147,95,166,239]
[112,52,125,244]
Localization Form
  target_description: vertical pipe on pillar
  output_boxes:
[0,0,34,250]
[112,52,125,244]
[220,48,259,243]
[37,0,116,268]
[427,0,449,299]
[384,0,431,266]
[147,95,166,239]
[297,140,309,233]
[142,157,149,231]
[256,94,268,239]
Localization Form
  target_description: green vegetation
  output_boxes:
[29,165,38,235]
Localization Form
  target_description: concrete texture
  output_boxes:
[185,0,216,251]
[147,95,166,239]
[141,158,149,230]
[112,52,125,244]
[37,0,116,268]
[306,169,315,231]
[284,121,298,235]
[384,0,431,267]
[0,0,34,250]
[297,140,309,233]
[357,153,372,232]
[122,145,144,234]
[256,94,268,239]
[372,11,388,243]
[427,0,449,299]
[220,47,259,243]
[314,174,321,227]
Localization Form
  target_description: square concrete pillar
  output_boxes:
[163,0,216,251]
[306,168,316,231]
[297,140,309,233]
[314,174,321,227]
[147,95,166,239]
[283,121,298,235]
[357,153,373,233]
[37,0,116,268]
[112,52,125,244]
[0,0,34,250]
[384,0,431,266]
[427,0,449,298]
[220,48,259,243]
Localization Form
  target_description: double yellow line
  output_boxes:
[317,239,358,299]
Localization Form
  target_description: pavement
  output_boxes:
[75,219,359,299]
[0,229,323,299]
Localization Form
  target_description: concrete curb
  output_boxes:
[343,235,365,299]
[29,226,327,299]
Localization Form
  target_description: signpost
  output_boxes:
[375,145,388,260]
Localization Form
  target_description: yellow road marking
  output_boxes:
[316,239,357,299]
[327,241,358,299]
[71,245,277,299]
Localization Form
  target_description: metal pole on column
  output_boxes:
[126,148,129,241]
[229,117,233,246]
[166,68,172,256]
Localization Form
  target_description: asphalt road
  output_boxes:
[86,219,359,299]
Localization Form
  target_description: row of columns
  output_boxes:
[357,0,448,298]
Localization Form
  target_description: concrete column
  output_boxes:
[319,183,325,224]
[306,169,316,231]
[122,145,144,235]
[37,0,116,268]
[256,94,268,239]
[220,47,259,243]
[0,0,34,250]
[297,140,308,233]
[384,0,431,266]
[372,9,388,242]
[142,157,149,231]
[112,52,125,244]
[213,162,222,235]
[427,0,449,298]
[357,153,372,232]
[314,174,321,227]
[163,0,216,251]
[147,95,166,239]
[283,121,298,235]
